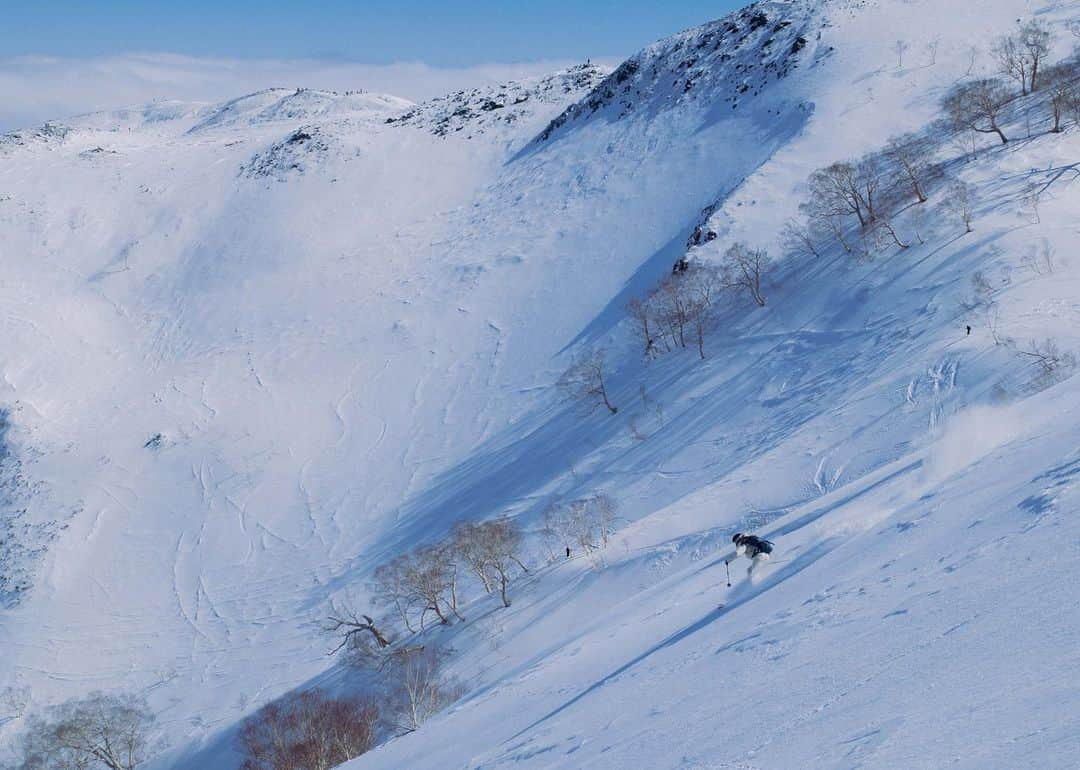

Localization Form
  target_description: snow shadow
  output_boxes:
[505,538,837,745]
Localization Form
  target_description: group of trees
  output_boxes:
[794,20,1080,261]
[796,132,941,259]
[946,21,1080,145]
[540,494,618,560]
[370,515,529,635]
[624,245,771,363]
[239,690,379,770]
[239,642,463,770]
[560,22,1080,426]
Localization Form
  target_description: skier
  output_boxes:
[727,532,774,579]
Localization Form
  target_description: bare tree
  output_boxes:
[993,21,1052,93]
[239,691,378,770]
[941,179,976,233]
[971,270,996,306]
[942,78,1013,144]
[591,494,618,548]
[893,39,910,69]
[386,646,462,733]
[452,517,528,607]
[1021,239,1055,275]
[780,218,822,259]
[925,37,941,67]
[451,521,494,594]
[374,545,464,631]
[720,242,769,307]
[994,32,1031,94]
[410,544,464,627]
[1043,60,1080,132]
[325,601,393,663]
[558,349,618,414]
[13,692,159,770]
[799,192,855,253]
[680,262,726,358]
[804,161,875,230]
[1018,338,1077,389]
[1021,20,1053,91]
[883,132,938,203]
[626,296,659,357]
[373,556,418,633]
[1,684,31,727]
[656,273,692,350]
[542,494,618,556]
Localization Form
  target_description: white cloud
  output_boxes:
[0,53,601,131]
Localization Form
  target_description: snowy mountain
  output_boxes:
[3,1,1080,768]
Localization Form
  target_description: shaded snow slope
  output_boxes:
[2,0,1079,767]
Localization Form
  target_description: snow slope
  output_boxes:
[2,0,1080,767]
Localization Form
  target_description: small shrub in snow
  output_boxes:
[1018,339,1077,390]
[239,690,378,770]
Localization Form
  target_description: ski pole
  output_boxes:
[725,560,731,587]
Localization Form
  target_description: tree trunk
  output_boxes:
[430,602,448,625]
[880,219,909,249]
[599,378,617,414]
[448,579,465,622]
[499,571,511,608]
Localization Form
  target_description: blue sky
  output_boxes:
[4,1,743,65]
[1,1,748,130]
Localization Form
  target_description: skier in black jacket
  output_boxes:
[728,533,774,579]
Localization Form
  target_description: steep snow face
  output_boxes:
[0,57,633,759]
[3,0,1080,767]
[534,0,823,144]
[345,0,1080,767]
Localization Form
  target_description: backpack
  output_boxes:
[740,535,774,556]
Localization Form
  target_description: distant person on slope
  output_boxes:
[728,533,774,579]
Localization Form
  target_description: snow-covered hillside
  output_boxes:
[2,1,1080,768]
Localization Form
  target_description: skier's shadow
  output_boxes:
[505,540,837,745]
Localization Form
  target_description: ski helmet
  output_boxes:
[731,533,743,544]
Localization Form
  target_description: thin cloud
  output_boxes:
[0,53,608,131]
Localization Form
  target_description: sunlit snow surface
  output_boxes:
[1,1,1079,768]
